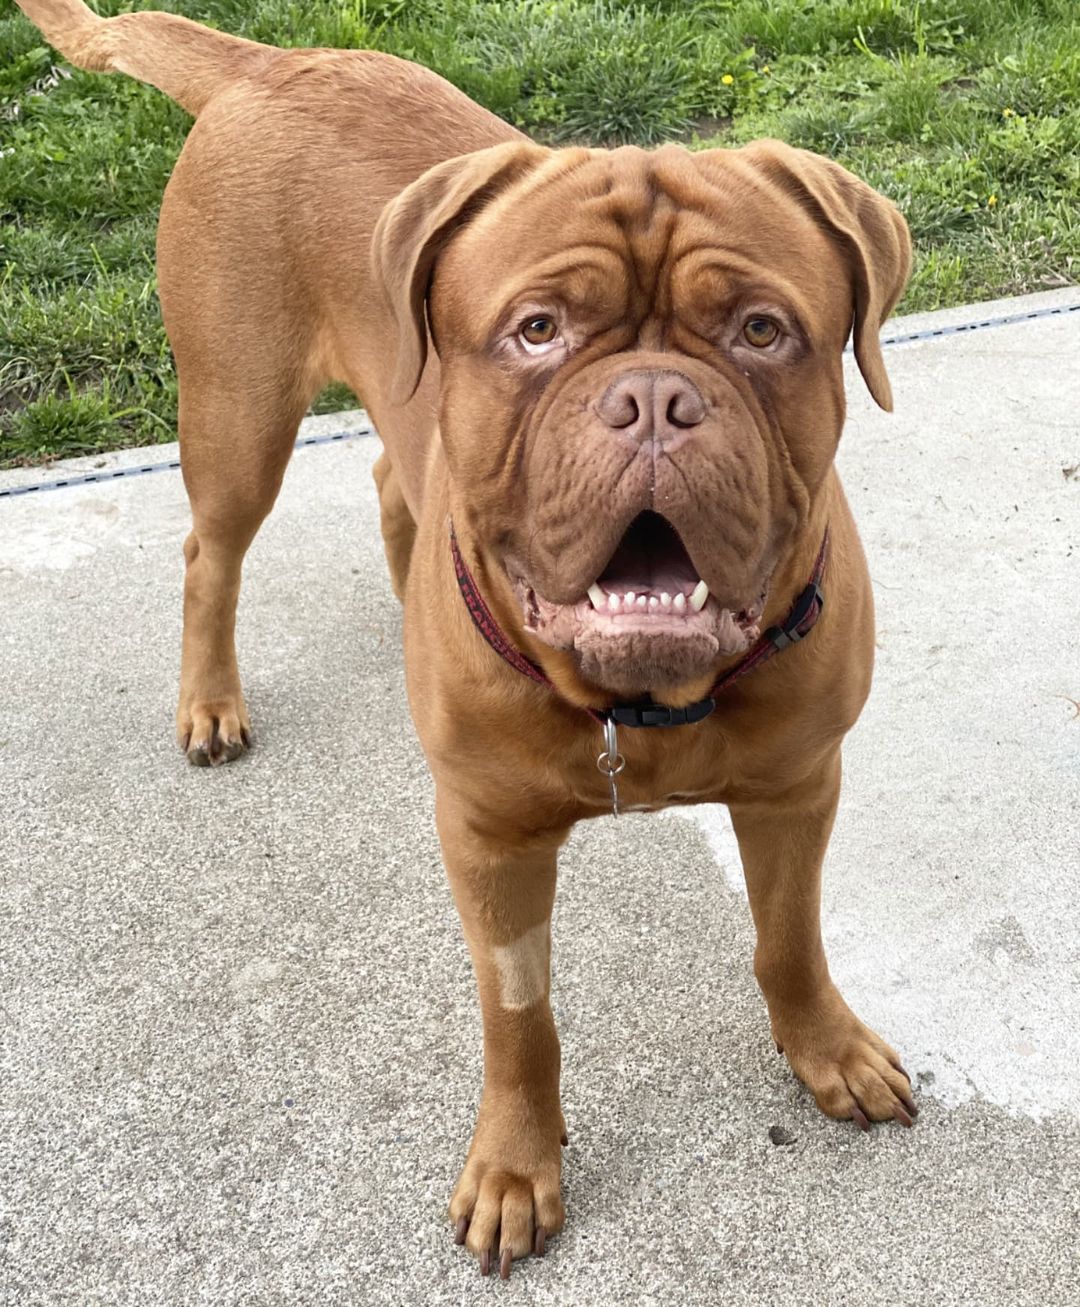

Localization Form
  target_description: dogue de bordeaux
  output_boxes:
[17,0,918,1278]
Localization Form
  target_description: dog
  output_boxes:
[16,0,917,1279]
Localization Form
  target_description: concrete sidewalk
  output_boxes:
[1,289,1078,1306]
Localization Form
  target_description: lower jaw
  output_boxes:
[573,628,738,698]
[527,604,761,699]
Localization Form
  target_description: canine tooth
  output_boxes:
[673,593,686,613]
[648,596,660,611]
[608,593,621,614]
[588,583,606,610]
[660,592,671,609]
[635,595,648,612]
[689,580,709,612]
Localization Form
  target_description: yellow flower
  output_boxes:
[1002,107,1014,118]
[762,65,771,74]
[721,73,734,85]
[987,194,998,207]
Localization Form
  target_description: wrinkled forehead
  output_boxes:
[435,145,849,332]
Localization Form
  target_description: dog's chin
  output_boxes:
[574,626,741,699]
[516,587,763,699]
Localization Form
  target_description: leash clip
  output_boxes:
[596,717,626,817]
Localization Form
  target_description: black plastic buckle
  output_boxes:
[604,696,716,728]
[764,581,823,652]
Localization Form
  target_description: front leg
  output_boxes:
[436,790,568,1278]
[729,749,917,1129]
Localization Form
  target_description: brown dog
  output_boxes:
[18,0,916,1279]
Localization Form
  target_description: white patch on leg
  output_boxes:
[492,920,550,1010]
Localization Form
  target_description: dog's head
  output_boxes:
[372,140,910,701]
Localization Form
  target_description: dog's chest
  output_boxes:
[569,721,737,817]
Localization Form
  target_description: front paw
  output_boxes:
[773,989,918,1130]
[176,692,251,767]
[449,1101,565,1279]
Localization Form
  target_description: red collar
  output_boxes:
[450,526,828,729]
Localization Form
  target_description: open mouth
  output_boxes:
[513,512,767,692]
[587,511,729,620]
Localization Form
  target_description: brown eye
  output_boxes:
[520,316,558,346]
[743,316,780,348]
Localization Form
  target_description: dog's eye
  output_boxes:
[743,316,780,348]
[519,316,559,347]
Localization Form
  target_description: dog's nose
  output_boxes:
[596,370,706,443]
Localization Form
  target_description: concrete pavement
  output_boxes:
[1,289,1078,1305]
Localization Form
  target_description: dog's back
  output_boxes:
[15,0,517,160]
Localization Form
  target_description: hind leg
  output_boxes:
[175,374,312,765]
[158,136,325,765]
[373,448,417,602]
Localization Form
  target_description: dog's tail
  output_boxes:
[14,0,275,116]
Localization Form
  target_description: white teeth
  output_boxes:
[590,587,698,615]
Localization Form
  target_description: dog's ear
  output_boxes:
[371,141,548,406]
[735,140,912,411]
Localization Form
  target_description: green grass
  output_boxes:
[2,0,1078,465]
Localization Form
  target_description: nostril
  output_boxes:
[665,386,706,430]
[598,383,641,430]
[606,392,640,428]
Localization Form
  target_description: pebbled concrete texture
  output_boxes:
[1,289,1078,1306]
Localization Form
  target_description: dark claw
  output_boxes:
[500,1248,511,1280]
[851,1105,871,1132]
[775,1042,784,1054]
[902,1094,919,1117]
[892,1102,914,1128]
[180,731,191,753]
[454,1216,467,1246]
[240,725,252,748]
[560,1130,569,1147]
[479,1248,490,1278]
[534,1226,546,1258]
[895,1062,912,1084]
